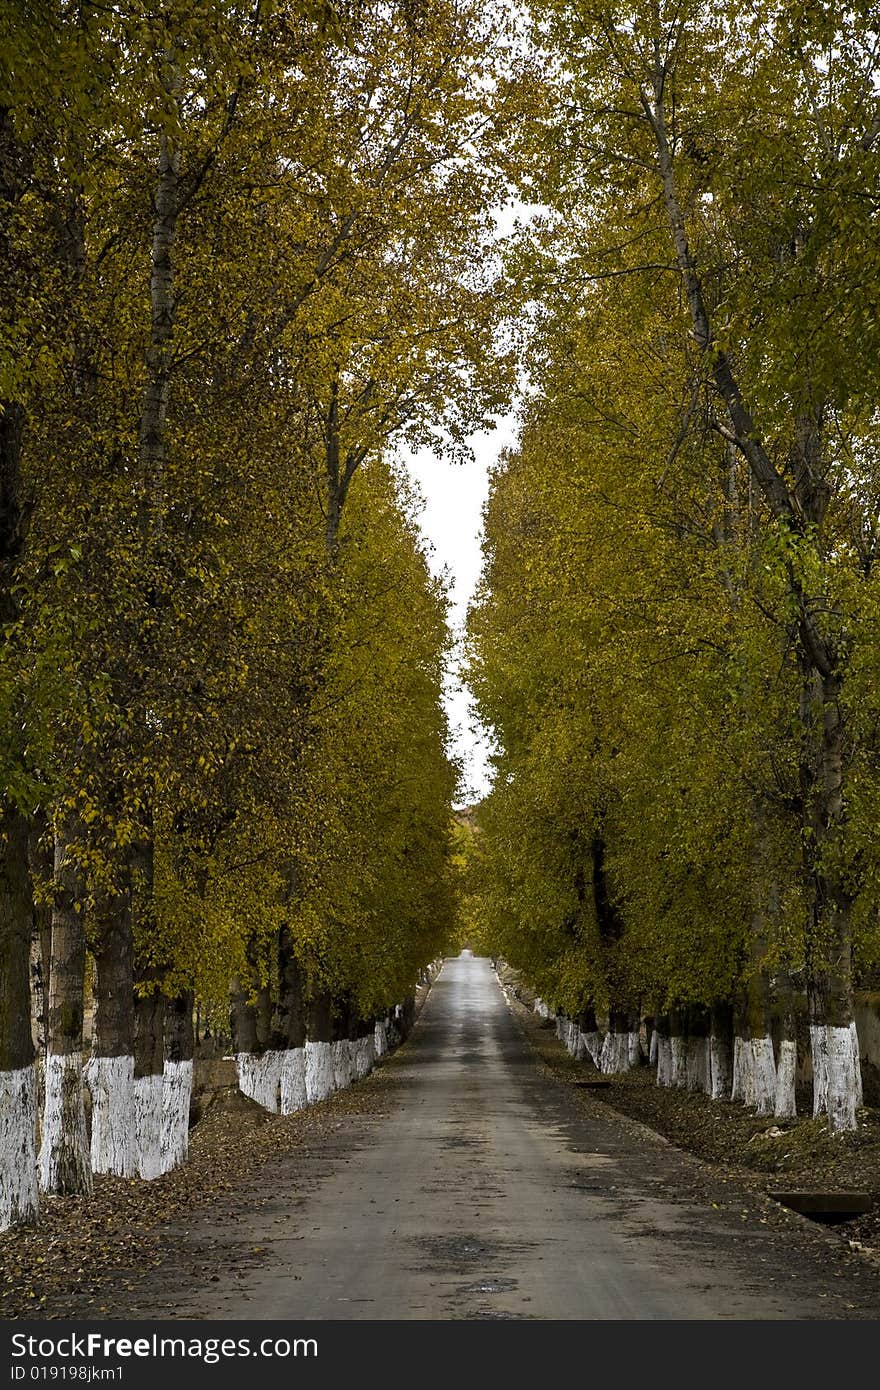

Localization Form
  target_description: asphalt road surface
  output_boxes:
[138,954,880,1319]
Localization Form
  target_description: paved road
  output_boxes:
[141,955,879,1319]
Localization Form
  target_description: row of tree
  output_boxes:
[466,0,880,1131]
[0,0,526,1231]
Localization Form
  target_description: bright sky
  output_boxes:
[402,414,519,807]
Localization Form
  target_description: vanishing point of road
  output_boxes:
[133,954,880,1320]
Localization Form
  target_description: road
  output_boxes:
[134,954,879,1319]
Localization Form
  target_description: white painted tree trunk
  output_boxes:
[649,1029,658,1066]
[554,1015,565,1041]
[669,1035,686,1087]
[236,1051,260,1106]
[773,1040,797,1120]
[353,1037,374,1080]
[731,1036,749,1103]
[280,1047,307,1114]
[810,1024,828,1117]
[709,1034,732,1100]
[374,1021,388,1058]
[236,1050,283,1111]
[580,1031,602,1068]
[39,1053,91,1193]
[686,1036,710,1093]
[160,1059,192,1173]
[750,1036,776,1115]
[628,1031,642,1068]
[265,1049,284,1109]
[305,1040,335,1103]
[0,1066,38,1230]
[85,1055,136,1177]
[332,1040,353,1090]
[134,1072,163,1180]
[826,1025,859,1132]
[850,1021,863,1109]
[656,1035,673,1087]
[600,1031,639,1074]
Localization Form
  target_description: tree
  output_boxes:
[469,0,880,1130]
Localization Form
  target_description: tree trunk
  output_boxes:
[773,972,798,1120]
[400,995,416,1039]
[746,965,776,1116]
[27,820,51,1069]
[39,824,92,1195]
[668,1005,687,1087]
[305,990,335,1103]
[133,983,164,1180]
[709,1001,733,1100]
[600,1006,640,1074]
[577,1005,601,1069]
[685,1005,710,1094]
[730,992,750,1103]
[655,1012,672,1087]
[0,806,38,1230]
[229,970,257,1053]
[275,932,307,1115]
[231,937,280,1111]
[331,1000,354,1091]
[805,676,860,1131]
[161,991,193,1173]
[353,1019,375,1081]
[130,826,166,1179]
[86,878,136,1176]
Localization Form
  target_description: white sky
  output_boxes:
[402,414,519,807]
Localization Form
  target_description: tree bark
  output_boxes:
[803,671,860,1129]
[161,991,193,1173]
[27,820,51,1067]
[332,999,354,1091]
[577,1004,602,1068]
[231,936,280,1110]
[709,1001,733,1100]
[86,877,136,1177]
[305,990,335,1103]
[685,1005,710,1094]
[133,982,165,1180]
[0,805,38,1230]
[746,962,776,1117]
[39,823,92,1195]
[275,930,307,1114]
[668,1005,687,1088]
[774,981,798,1121]
[353,1018,375,1080]
[730,992,752,1104]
